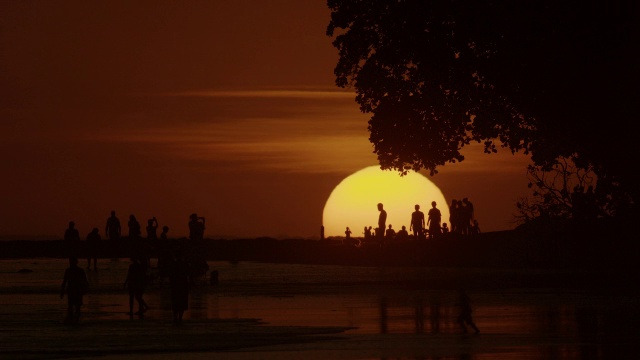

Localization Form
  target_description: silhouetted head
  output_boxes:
[415,204,420,210]
[69,257,78,267]
[68,221,75,229]
[377,203,383,210]
[432,201,437,207]
[129,215,136,221]
[91,227,98,234]
[463,197,468,203]
[402,225,406,230]
[162,226,169,232]
[388,224,392,229]
[190,213,198,220]
[111,210,116,216]
[443,223,448,228]
[148,219,154,225]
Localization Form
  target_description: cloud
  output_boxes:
[98,89,375,174]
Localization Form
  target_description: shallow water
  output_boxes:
[1,258,638,359]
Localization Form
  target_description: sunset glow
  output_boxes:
[323,166,450,237]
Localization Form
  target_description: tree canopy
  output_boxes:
[327,0,639,213]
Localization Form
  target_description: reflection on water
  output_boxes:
[1,259,639,359]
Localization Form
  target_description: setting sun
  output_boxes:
[323,166,450,237]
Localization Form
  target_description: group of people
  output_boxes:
[60,211,210,325]
[449,198,480,235]
[347,198,481,246]
[59,252,193,325]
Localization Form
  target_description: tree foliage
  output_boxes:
[514,158,632,226]
[327,0,639,212]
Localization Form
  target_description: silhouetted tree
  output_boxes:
[515,158,632,226]
[327,0,639,214]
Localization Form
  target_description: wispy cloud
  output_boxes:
[102,89,376,174]
[142,88,357,100]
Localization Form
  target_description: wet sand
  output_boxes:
[1,259,639,359]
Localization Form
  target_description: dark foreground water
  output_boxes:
[1,258,638,359]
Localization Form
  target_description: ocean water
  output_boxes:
[1,258,638,359]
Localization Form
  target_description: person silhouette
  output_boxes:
[128,215,141,240]
[396,225,409,241]
[442,222,450,234]
[105,210,121,241]
[123,257,149,319]
[462,198,474,234]
[157,226,171,287]
[146,217,158,241]
[470,219,481,235]
[363,226,370,240]
[377,203,387,238]
[60,257,88,324]
[449,199,459,234]
[456,290,480,334]
[385,224,396,241]
[344,226,352,245]
[170,251,191,324]
[188,213,205,241]
[427,201,442,239]
[86,227,101,271]
[64,221,81,257]
[410,204,425,240]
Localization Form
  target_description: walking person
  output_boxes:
[123,257,149,319]
[170,251,191,324]
[456,290,480,334]
[60,257,88,324]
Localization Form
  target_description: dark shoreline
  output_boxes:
[1,229,636,270]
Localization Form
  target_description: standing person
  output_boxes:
[105,211,121,240]
[170,252,191,324]
[456,290,480,334]
[449,199,459,234]
[64,221,81,257]
[188,213,205,241]
[462,198,475,234]
[427,201,442,240]
[377,203,387,240]
[410,204,425,240]
[344,227,352,244]
[60,257,88,324]
[146,217,158,242]
[157,226,171,287]
[123,257,149,319]
[86,227,101,271]
[128,215,141,240]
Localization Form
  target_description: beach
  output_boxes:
[1,256,639,359]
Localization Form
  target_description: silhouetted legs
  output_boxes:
[129,290,148,318]
[457,311,480,334]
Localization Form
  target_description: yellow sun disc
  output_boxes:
[322,166,449,237]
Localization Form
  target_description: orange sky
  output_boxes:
[0,1,531,239]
